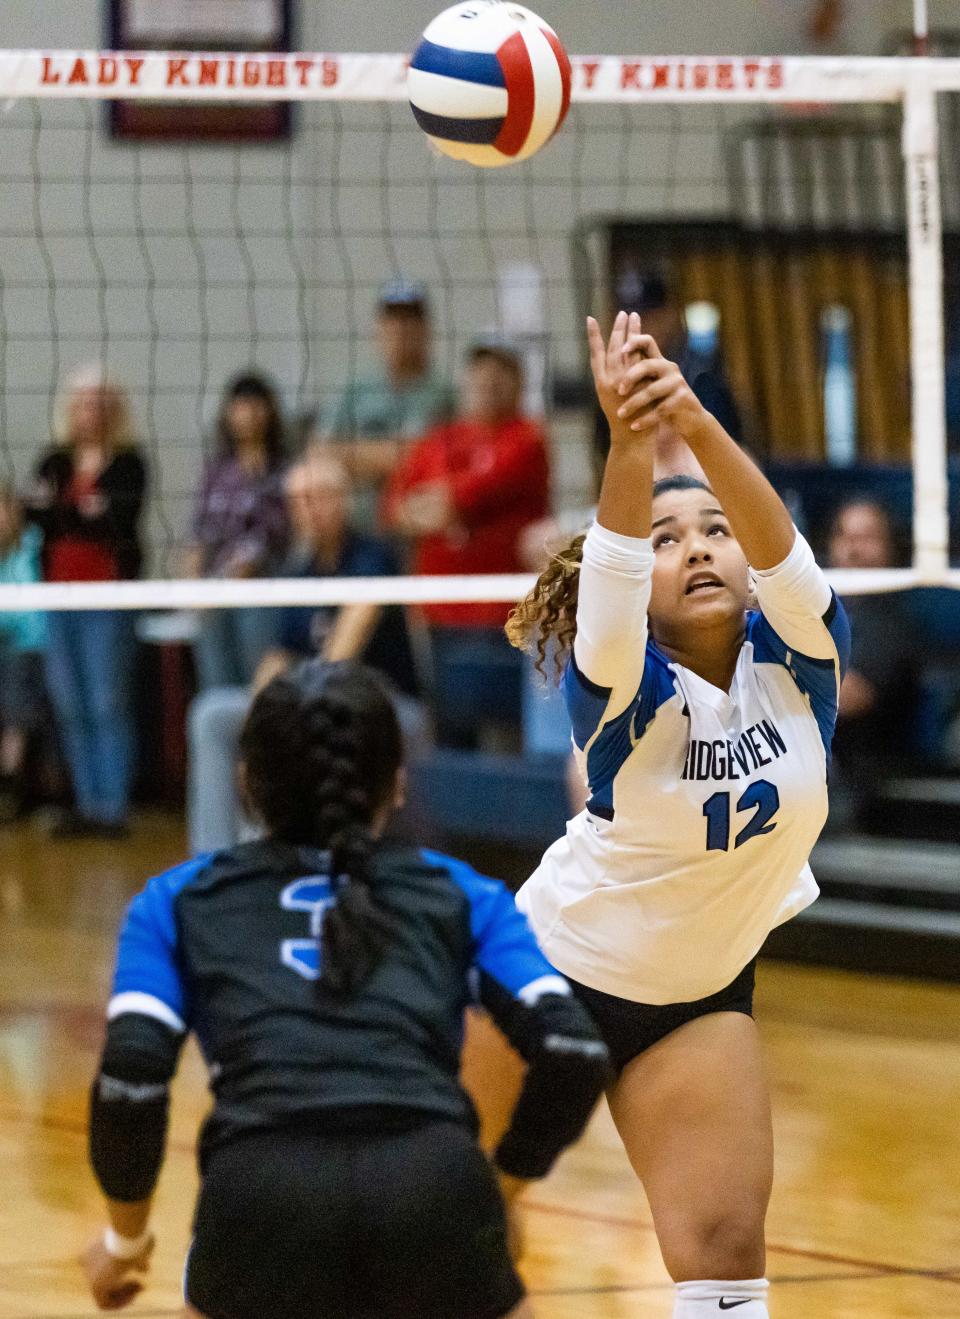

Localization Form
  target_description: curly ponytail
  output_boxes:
[239,659,404,997]
[505,532,584,682]
[506,479,714,681]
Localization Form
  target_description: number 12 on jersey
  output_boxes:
[703,780,780,851]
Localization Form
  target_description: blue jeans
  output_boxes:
[188,684,433,854]
[44,610,136,824]
[187,686,252,853]
[193,608,281,690]
[428,626,522,749]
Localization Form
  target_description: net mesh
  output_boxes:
[0,96,751,568]
[0,52,955,602]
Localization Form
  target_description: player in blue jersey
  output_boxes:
[83,659,609,1319]
[507,312,850,1319]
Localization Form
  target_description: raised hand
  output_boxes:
[613,329,710,443]
[587,311,658,445]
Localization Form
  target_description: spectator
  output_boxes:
[321,279,455,527]
[0,485,50,822]
[384,338,550,748]
[594,270,743,467]
[827,497,920,824]
[187,452,424,853]
[187,372,289,690]
[25,366,147,838]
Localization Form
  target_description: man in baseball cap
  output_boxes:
[376,276,430,312]
[318,277,455,529]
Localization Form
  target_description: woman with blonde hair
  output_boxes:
[26,365,148,838]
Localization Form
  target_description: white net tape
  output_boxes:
[1,51,958,103]
[0,51,954,610]
[0,568,956,614]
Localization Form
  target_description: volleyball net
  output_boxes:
[0,49,957,613]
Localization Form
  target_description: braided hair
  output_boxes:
[506,475,713,681]
[239,659,404,997]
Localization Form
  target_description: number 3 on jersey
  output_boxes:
[280,876,334,980]
[703,780,780,852]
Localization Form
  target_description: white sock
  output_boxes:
[673,1277,769,1317]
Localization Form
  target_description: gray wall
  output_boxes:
[10,1,959,55]
[311,1,958,59]
[0,1,949,560]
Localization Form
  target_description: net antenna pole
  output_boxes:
[913,0,930,56]
[903,72,949,580]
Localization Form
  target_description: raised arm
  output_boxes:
[614,328,794,570]
[615,326,849,677]
[589,312,655,540]
[567,314,656,722]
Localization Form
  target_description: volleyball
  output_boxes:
[408,2,572,168]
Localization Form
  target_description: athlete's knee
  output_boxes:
[662,1206,766,1282]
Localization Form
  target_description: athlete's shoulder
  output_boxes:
[418,847,501,898]
[418,849,561,994]
[371,844,459,884]
[417,848,523,931]
[746,591,850,670]
[112,856,216,1028]
[563,638,677,745]
[365,845,477,920]
[418,849,537,937]
[134,852,215,918]
[181,841,299,891]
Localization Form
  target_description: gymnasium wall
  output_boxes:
[10,1,960,56]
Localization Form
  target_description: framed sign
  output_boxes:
[108,0,294,141]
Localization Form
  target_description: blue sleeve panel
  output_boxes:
[420,848,558,996]
[420,848,611,1181]
[562,652,615,751]
[564,646,678,817]
[748,593,852,762]
[112,854,213,1029]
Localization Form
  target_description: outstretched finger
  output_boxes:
[606,310,628,368]
[586,316,606,383]
[625,311,642,356]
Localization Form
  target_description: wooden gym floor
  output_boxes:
[1,812,958,1318]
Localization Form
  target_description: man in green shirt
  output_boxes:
[321,279,455,529]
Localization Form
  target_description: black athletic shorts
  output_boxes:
[185,1118,524,1319]
[568,960,757,1075]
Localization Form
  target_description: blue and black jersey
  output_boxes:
[91,841,609,1202]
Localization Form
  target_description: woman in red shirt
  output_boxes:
[384,341,549,746]
[27,367,147,838]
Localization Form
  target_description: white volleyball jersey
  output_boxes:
[516,523,850,1005]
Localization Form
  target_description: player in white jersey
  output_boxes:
[507,312,850,1319]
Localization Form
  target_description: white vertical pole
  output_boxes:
[903,76,949,580]
[913,0,930,55]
